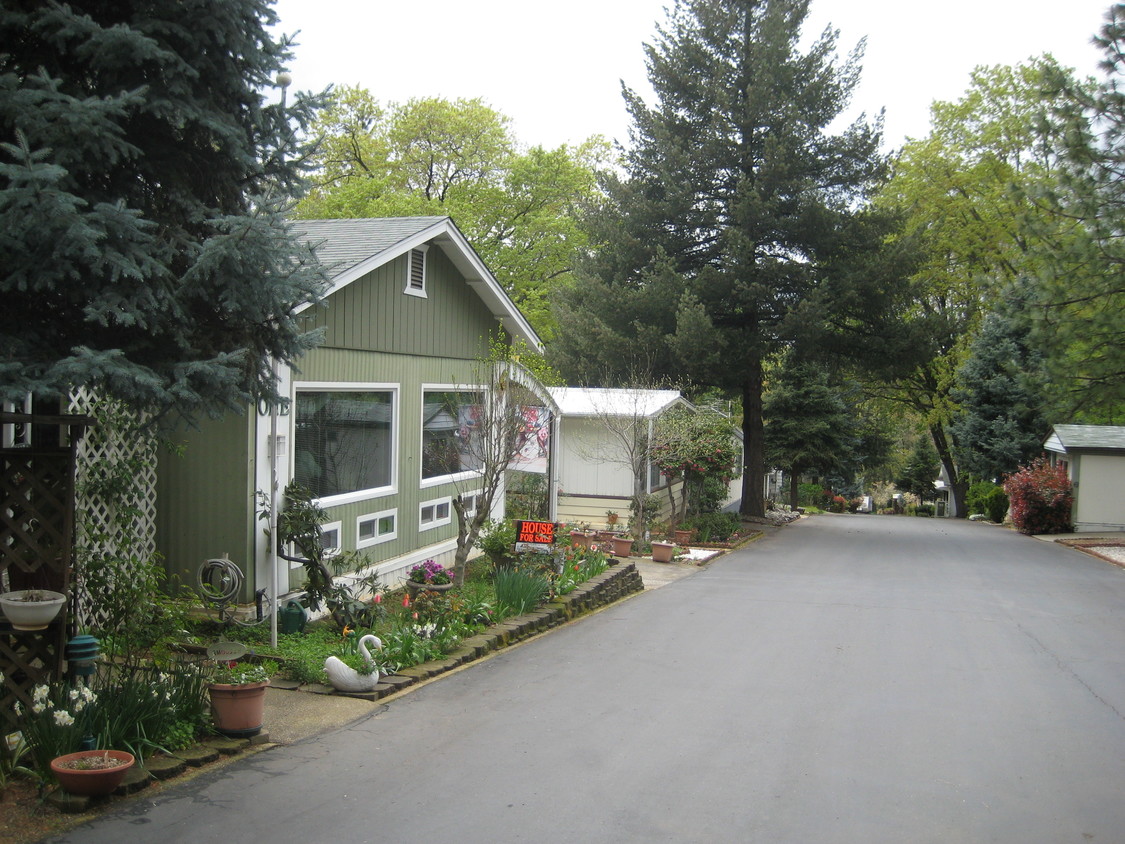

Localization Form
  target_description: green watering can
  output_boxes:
[278,600,307,634]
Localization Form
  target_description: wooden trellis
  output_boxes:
[67,389,158,631]
[0,412,90,735]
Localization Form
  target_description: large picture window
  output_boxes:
[294,389,395,500]
[421,389,484,481]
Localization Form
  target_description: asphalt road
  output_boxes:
[51,516,1125,843]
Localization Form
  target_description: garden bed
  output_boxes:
[273,562,644,700]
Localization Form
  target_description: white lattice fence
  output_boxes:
[67,388,158,631]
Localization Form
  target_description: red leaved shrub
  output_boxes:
[1002,458,1073,535]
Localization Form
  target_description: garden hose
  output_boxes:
[196,554,244,605]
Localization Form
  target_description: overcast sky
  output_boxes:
[271,0,1115,152]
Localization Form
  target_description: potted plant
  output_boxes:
[477,519,517,569]
[0,589,67,631]
[650,540,676,563]
[606,510,619,526]
[50,749,134,796]
[569,529,594,549]
[610,535,635,558]
[672,527,695,545]
[207,659,277,738]
[404,559,455,598]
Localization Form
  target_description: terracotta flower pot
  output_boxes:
[208,680,270,737]
[50,750,134,796]
[611,536,634,557]
[673,529,695,546]
[569,530,593,549]
[651,541,675,563]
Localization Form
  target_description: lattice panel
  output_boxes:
[0,450,73,592]
[0,625,66,734]
[67,389,158,631]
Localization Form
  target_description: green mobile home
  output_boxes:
[156,217,542,604]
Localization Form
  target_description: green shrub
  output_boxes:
[915,504,934,517]
[966,481,1009,523]
[683,511,740,542]
[797,483,826,507]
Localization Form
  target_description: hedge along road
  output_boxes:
[50,516,1125,843]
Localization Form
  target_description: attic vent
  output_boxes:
[408,248,427,292]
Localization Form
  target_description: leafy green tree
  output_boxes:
[296,88,606,337]
[950,309,1049,481]
[872,57,1083,514]
[763,361,856,508]
[0,0,328,419]
[551,0,887,518]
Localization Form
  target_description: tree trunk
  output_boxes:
[929,424,966,518]
[740,359,766,518]
[789,471,799,510]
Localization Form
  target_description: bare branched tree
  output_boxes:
[447,353,553,586]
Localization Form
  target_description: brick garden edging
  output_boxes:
[283,561,645,703]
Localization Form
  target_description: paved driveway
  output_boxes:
[52,516,1125,843]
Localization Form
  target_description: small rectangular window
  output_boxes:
[320,521,342,557]
[419,496,453,531]
[357,509,396,548]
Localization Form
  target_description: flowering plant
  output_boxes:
[10,681,99,784]
[407,559,453,585]
[208,659,278,686]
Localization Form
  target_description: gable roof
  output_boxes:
[291,217,541,350]
[1044,424,1125,454]
[548,387,689,419]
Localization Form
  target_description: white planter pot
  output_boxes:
[0,590,67,631]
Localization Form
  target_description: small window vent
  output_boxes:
[409,248,426,290]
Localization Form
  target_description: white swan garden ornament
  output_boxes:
[324,634,384,692]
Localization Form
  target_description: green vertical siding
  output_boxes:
[309,247,498,359]
[156,412,256,599]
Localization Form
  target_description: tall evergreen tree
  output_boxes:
[1025,5,1125,421]
[895,436,940,502]
[0,0,328,420]
[950,308,1049,481]
[763,360,856,508]
[552,0,886,516]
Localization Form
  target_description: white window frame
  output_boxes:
[320,520,343,558]
[459,489,482,522]
[419,495,453,532]
[404,245,428,298]
[419,383,486,489]
[356,509,397,549]
[293,381,399,507]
